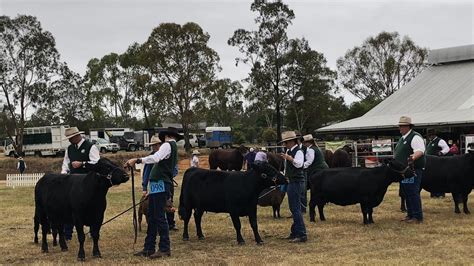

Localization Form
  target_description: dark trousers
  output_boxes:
[400,169,424,221]
[288,180,307,238]
[144,184,171,252]
[166,184,176,228]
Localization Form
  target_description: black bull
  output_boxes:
[178,162,286,245]
[400,152,474,214]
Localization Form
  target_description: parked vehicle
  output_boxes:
[2,125,70,157]
[91,138,119,153]
[133,130,150,150]
[90,128,139,152]
[205,127,232,148]
[176,133,200,149]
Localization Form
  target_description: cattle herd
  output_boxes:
[33,148,474,261]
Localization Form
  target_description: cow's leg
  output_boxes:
[90,224,102,258]
[194,209,205,240]
[40,221,49,253]
[51,225,58,246]
[182,208,192,241]
[56,224,67,251]
[309,195,316,222]
[462,194,470,214]
[272,205,277,219]
[452,193,461,214]
[360,204,369,225]
[34,216,39,244]
[368,207,374,224]
[75,222,86,261]
[317,203,326,221]
[248,209,263,245]
[230,213,245,245]
[400,196,407,212]
[276,204,281,218]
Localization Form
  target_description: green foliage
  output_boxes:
[0,15,62,153]
[261,128,277,142]
[345,97,382,120]
[337,31,428,100]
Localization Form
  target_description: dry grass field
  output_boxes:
[0,155,473,264]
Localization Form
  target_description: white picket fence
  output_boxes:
[6,173,45,188]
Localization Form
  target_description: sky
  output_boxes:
[2,0,473,104]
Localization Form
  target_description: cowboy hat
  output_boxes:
[158,127,184,142]
[260,147,267,151]
[302,134,315,142]
[398,116,413,126]
[63,127,84,140]
[148,135,162,146]
[192,150,200,155]
[279,131,299,143]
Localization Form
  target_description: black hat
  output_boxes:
[158,127,184,142]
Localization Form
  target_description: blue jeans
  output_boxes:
[144,183,171,252]
[287,180,307,238]
[400,169,423,221]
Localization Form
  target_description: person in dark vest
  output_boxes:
[126,127,182,259]
[395,116,425,224]
[302,134,328,190]
[280,131,307,243]
[426,128,449,198]
[295,133,308,214]
[17,157,27,174]
[61,127,100,240]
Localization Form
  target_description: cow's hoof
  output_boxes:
[182,237,189,241]
[93,254,102,259]
[455,210,461,214]
[256,241,264,246]
[53,242,57,247]
[34,238,38,244]
[310,219,315,223]
[77,257,85,262]
[61,248,68,252]
[198,236,205,241]
[42,249,48,253]
[238,241,245,245]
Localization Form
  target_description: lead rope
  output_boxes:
[130,166,138,245]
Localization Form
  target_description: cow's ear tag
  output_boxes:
[261,173,268,179]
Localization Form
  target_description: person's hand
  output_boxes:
[142,191,148,197]
[71,161,83,169]
[124,158,137,168]
[280,153,292,161]
[408,155,415,164]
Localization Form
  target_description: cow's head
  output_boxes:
[252,161,287,186]
[384,158,415,181]
[92,158,130,187]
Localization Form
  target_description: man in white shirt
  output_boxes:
[426,129,449,198]
[254,147,268,163]
[280,131,307,243]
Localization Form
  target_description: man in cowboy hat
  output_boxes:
[142,136,163,196]
[280,131,307,243]
[61,127,101,240]
[190,150,200,168]
[125,127,182,259]
[61,127,100,175]
[17,156,26,174]
[395,116,425,224]
[425,128,449,198]
[302,134,329,211]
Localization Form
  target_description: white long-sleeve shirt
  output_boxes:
[402,130,426,154]
[288,144,304,168]
[141,140,175,164]
[303,145,315,169]
[61,138,100,174]
[431,137,450,155]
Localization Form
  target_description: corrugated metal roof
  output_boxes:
[317,59,474,133]
[428,44,474,64]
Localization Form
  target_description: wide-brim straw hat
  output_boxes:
[63,127,84,140]
[158,127,184,142]
[279,131,299,143]
[398,116,413,126]
[192,150,200,155]
[148,135,162,146]
[261,147,267,151]
[302,134,315,143]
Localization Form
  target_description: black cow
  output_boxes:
[400,152,474,214]
[267,152,285,171]
[34,213,57,246]
[209,145,247,171]
[257,187,286,218]
[34,158,129,261]
[178,162,286,245]
[309,159,413,224]
[331,149,352,168]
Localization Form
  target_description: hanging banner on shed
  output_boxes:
[372,139,392,153]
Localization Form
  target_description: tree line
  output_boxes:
[0,1,428,154]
